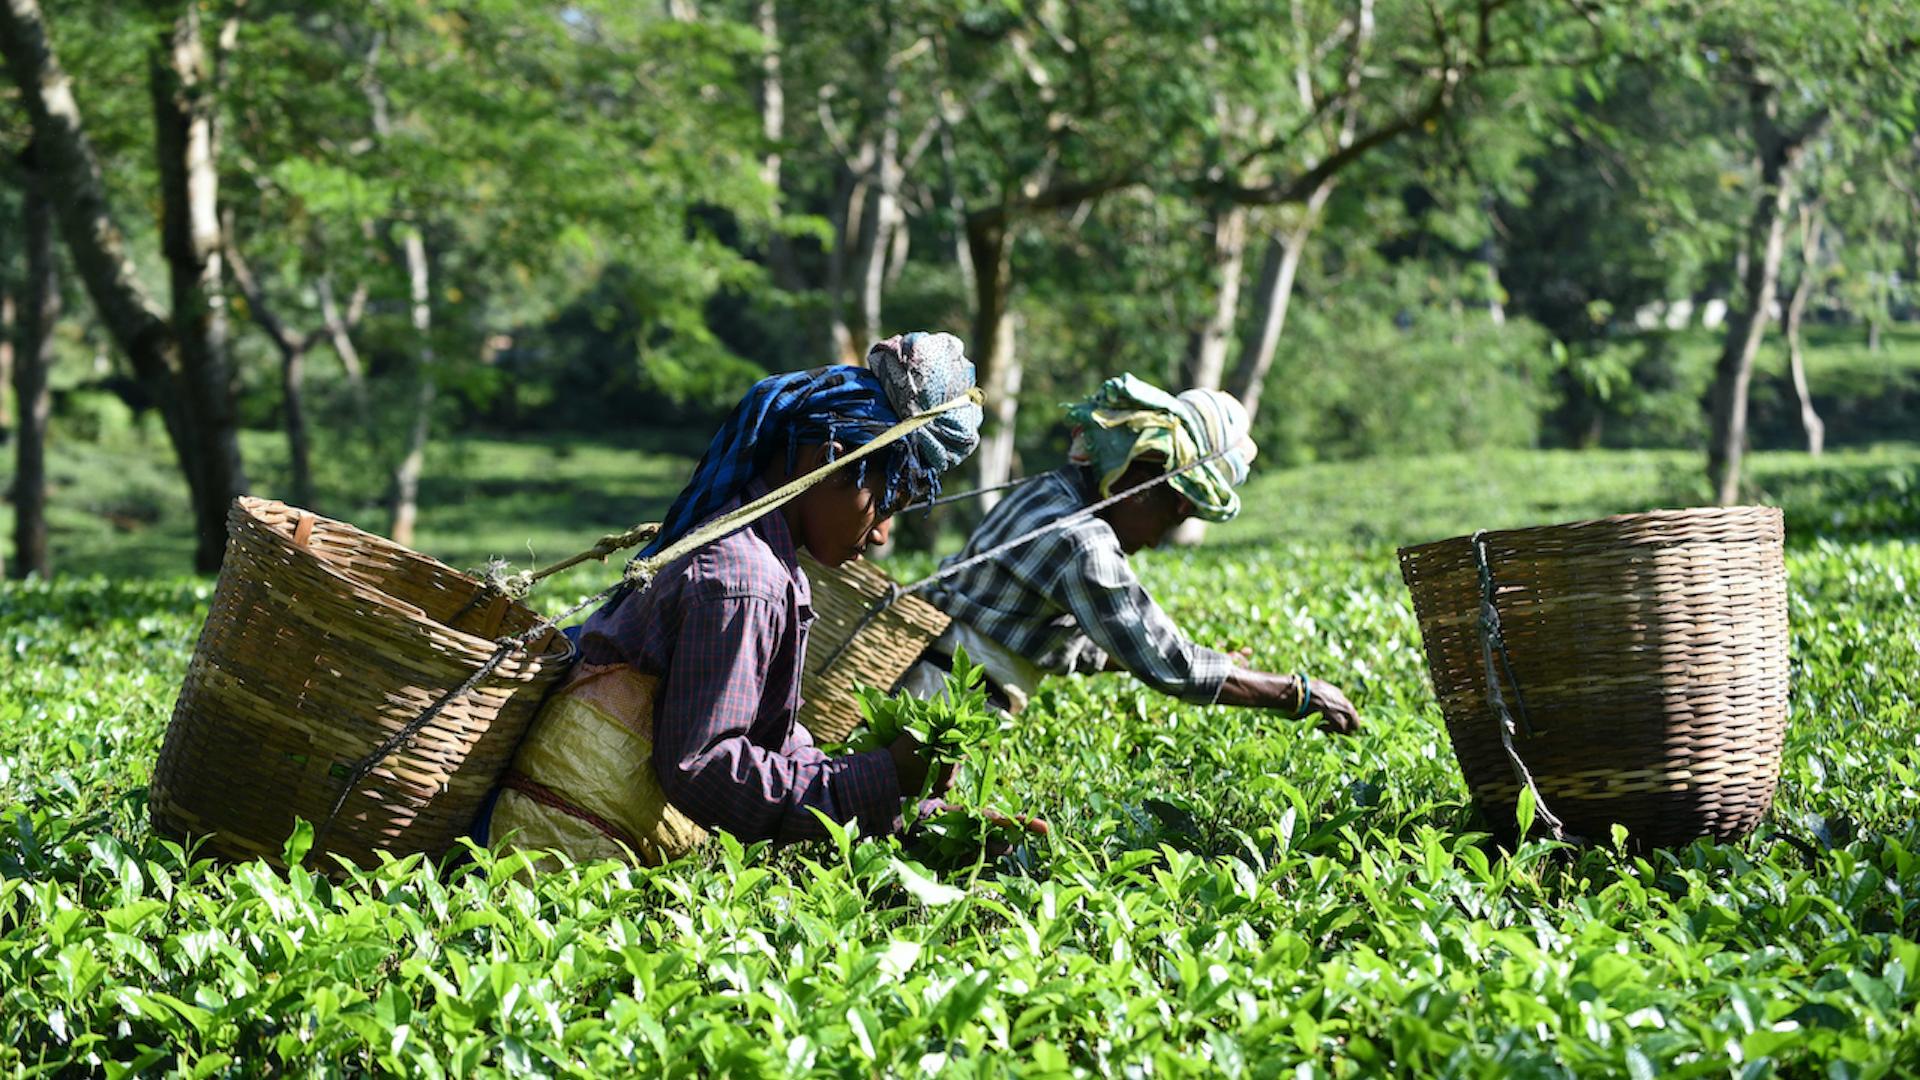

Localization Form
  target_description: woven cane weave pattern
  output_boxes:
[798,554,950,744]
[150,497,575,868]
[1398,507,1789,848]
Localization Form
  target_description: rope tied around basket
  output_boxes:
[310,391,982,855]
[1471,530,1572,844]
[479,559,535,601]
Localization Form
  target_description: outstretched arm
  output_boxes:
[1215,668,1361,735]
[1048,533,1236,704]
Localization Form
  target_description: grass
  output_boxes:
[1221,444,1920,553]
[1648,324,1920,450]
[7,409,1919,591]
[2,437,1918,1074]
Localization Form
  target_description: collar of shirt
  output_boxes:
[739,476,814,628]
[1066,464,1100,505]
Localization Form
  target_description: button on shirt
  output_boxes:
[577,481,901,844]
[927,467,1234,704]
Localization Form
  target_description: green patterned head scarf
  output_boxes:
[1064,374,1258,523]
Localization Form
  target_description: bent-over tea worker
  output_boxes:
[480,333,982,864]
[900,374,1361,733]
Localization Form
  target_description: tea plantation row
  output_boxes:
[1,457,1917,1075]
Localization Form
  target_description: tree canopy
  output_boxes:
[2,0,1916,570]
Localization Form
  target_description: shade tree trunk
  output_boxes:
[0,284,12,441]
[755,0,804,293]
[967,215,1019,512]
[224,218,318,509]
[388,224,436,547]
[1170,199,1250,547]
[151,3,246,569]
[1706,87,1825,505]
[12,151,60,579]
[1184,203,1249,393]
[0,0,249,572]
[854,69,902,350]
[1783,203,1825,456]
[1228,178,1336,425]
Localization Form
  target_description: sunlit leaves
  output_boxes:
[3,479,1920,1073]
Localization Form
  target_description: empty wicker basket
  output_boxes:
[150,497,575,868]
[1397,506,1789,848]
[798,553,950,744]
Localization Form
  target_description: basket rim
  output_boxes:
[1395,504,1783,562]
[230,495,574,665]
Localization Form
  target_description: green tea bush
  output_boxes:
[843,652,1031,867]
[2,478,1918,1076]
[53,390,145,446]
[1259,269,1556,467]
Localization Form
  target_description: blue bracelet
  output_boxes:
[1295,673,1312,717]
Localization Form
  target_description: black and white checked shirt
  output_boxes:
[927,468,1234,704]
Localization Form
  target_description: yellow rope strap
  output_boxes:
[480,389,984,599]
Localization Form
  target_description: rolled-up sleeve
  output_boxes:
[1045,533,1234,705]
[653,593,901,844]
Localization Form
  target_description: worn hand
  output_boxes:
[979,805,1050,837]
[1220,646,1254,666]
[888,732,955,797]
[1304,678,1361,736]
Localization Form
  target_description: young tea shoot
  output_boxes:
[845,648,1033,866]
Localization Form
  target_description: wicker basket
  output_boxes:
[150,497,575,868]
[798,554,950,743]
[1397,506,1789,848]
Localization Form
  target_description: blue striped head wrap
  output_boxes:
[638,333,980,560]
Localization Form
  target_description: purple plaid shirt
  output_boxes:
[577,480,902,844]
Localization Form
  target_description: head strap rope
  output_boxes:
[810,438,1254,675]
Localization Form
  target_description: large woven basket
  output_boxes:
[798,554,950,743]
[1397,506,1789,848]
[150,497,575,868]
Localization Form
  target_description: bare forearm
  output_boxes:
[1216,668,1303,710]
[1216,668,1363,735]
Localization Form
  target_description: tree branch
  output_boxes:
[1232,85,1344,176]
[817,86,856,163]
[901,74,1003,174]
[223,212,313,357]
[342,279,367,328]
[1222,75,1453,206]
[316,274,368,389]
[1222,0,1475,208]
[968,170,1142,232]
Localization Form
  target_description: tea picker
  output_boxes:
[150,375,984,870]
[804,374,1363,742]
[481,344,997,865]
